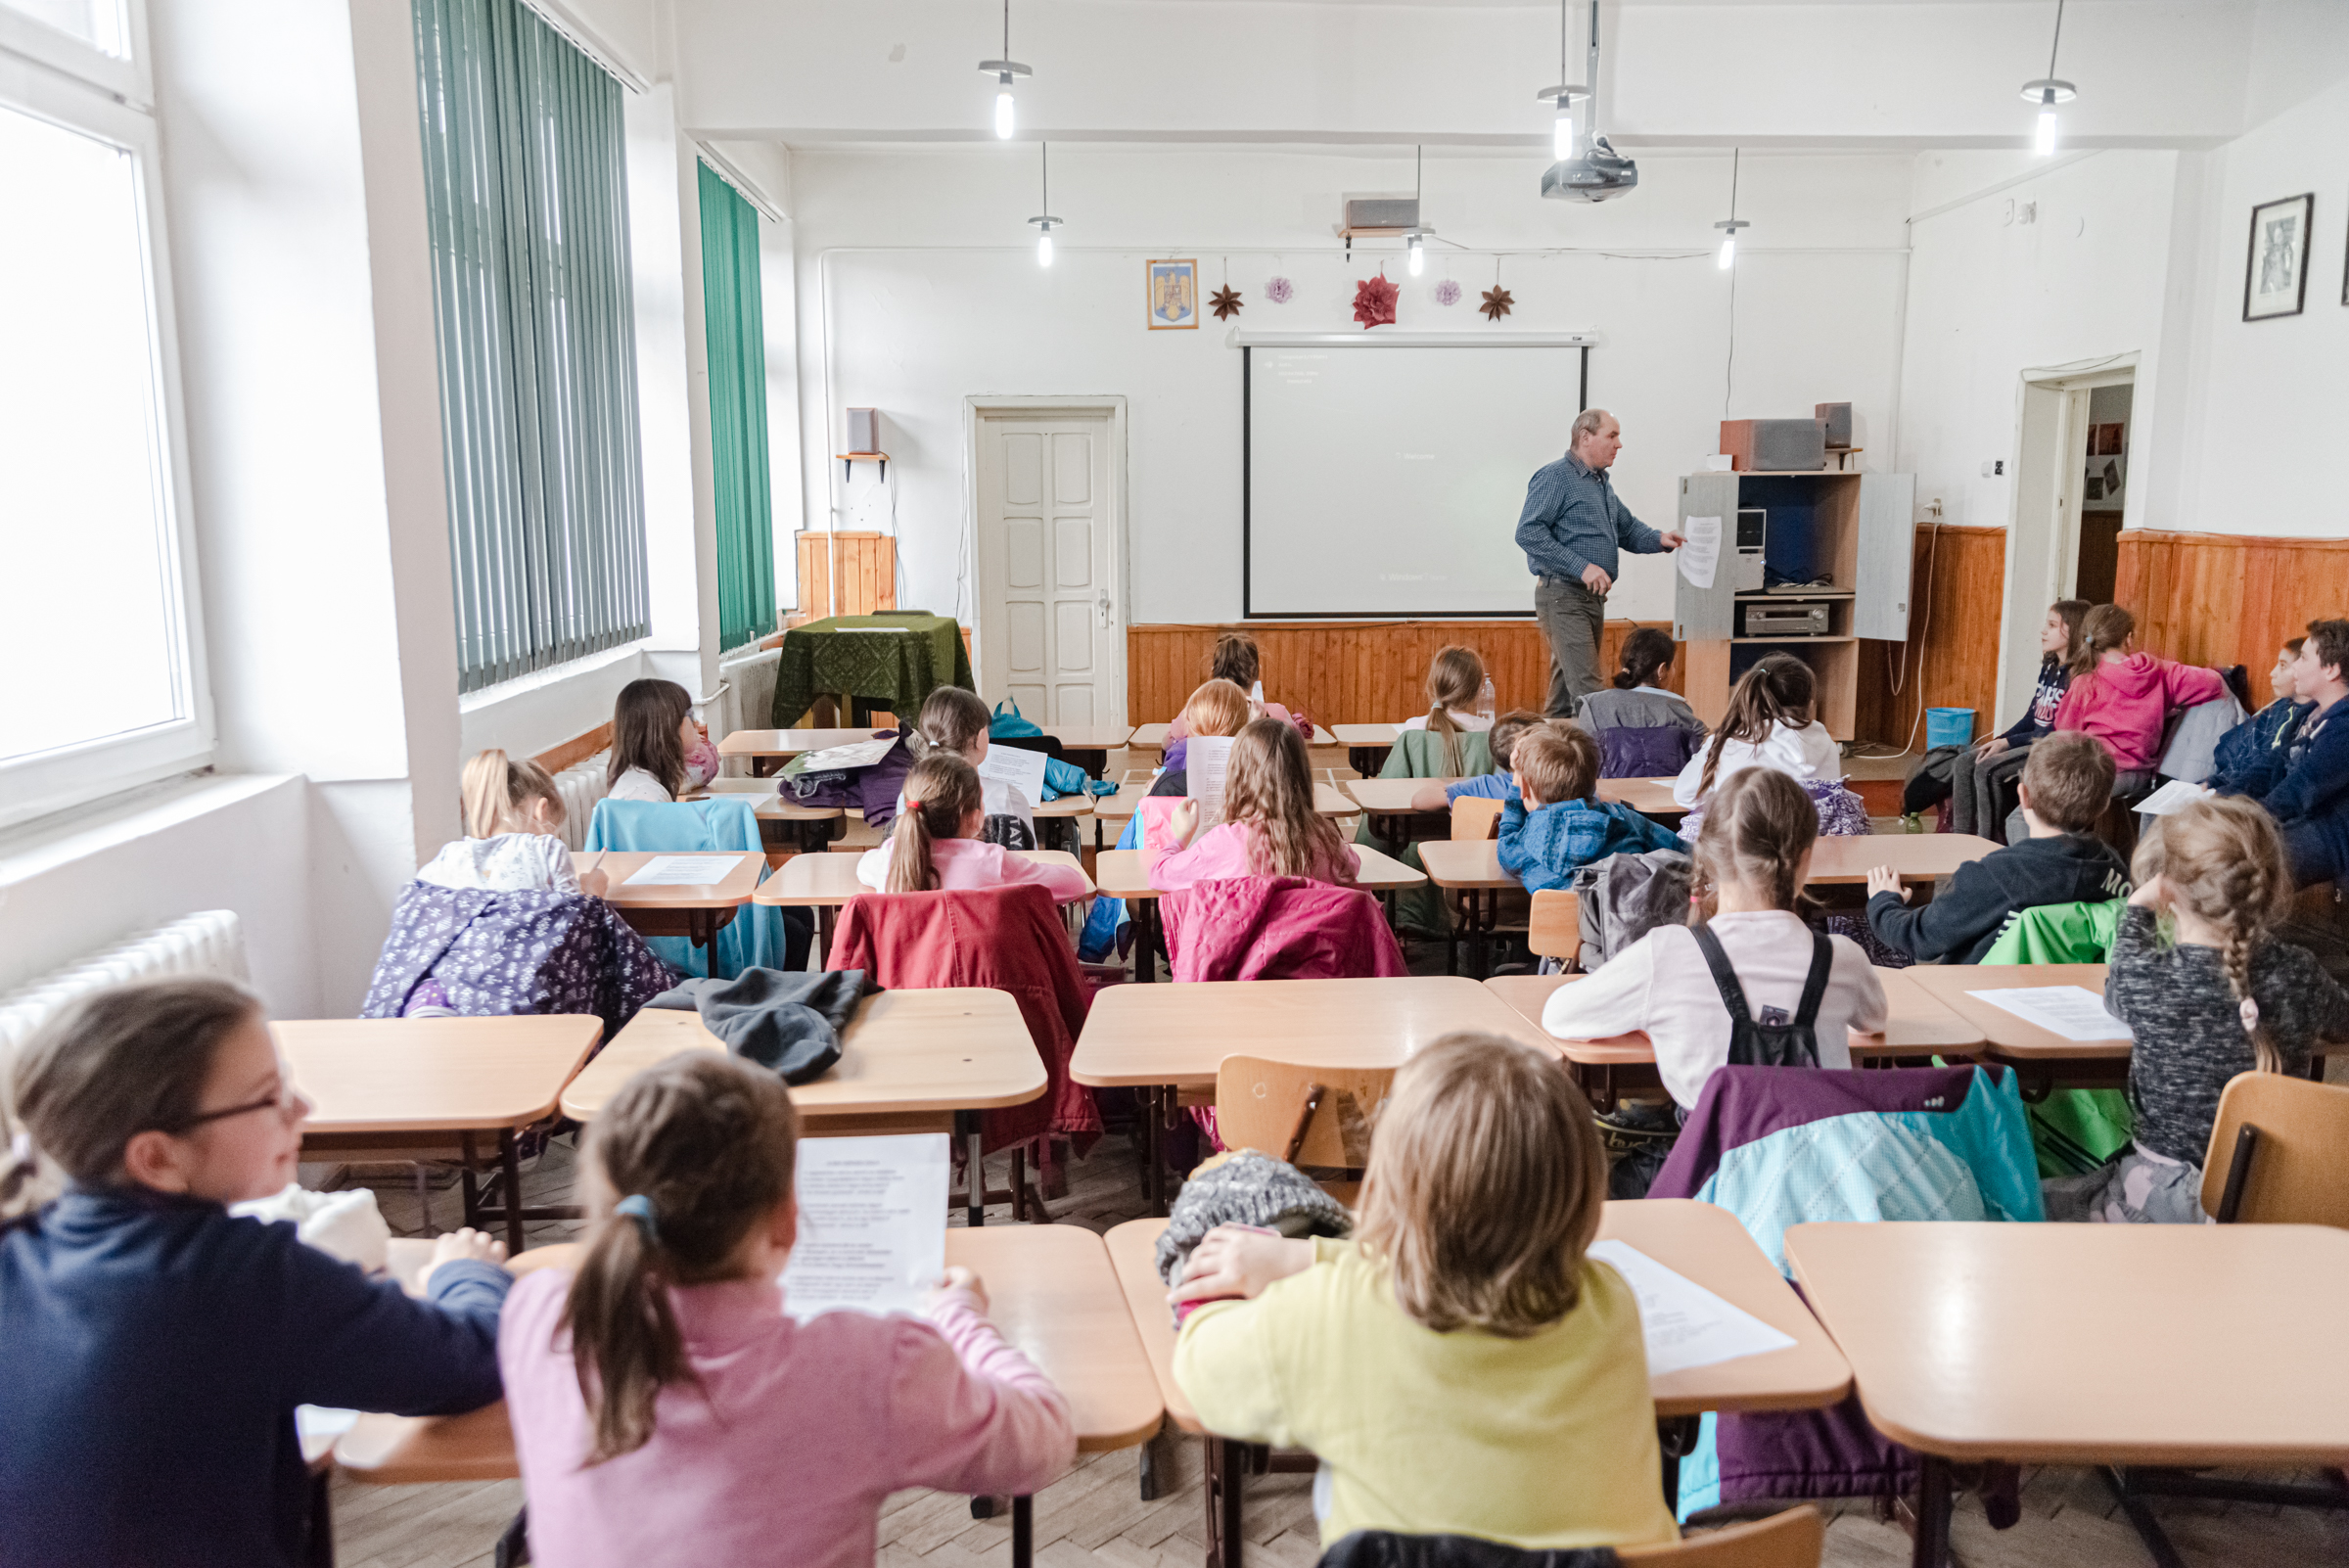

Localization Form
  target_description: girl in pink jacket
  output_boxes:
[1152,716,1361,891]
[2051,605,2227,780]
[500,1054,1075,1568]
[855,754,1093,903]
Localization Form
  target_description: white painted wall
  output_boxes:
[792,145,1911,629]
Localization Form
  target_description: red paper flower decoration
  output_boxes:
[1353,274,1399,329]
[1209,285,1244,321]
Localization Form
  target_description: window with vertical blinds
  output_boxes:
[412,0,649,692]
[697,161,775,651]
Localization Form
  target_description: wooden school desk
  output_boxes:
[699,777,847,854]
[1489,972,1988,1109]
[1417,838,1523,979]
[1331,721,1397,776]
[753,846,1092,959]
[1041,723,1132,777]
[577,850,763,952]
[338,1226,1161,1568]
[1902,962,2128,1097]
[1106,1199,1852,1565]
[1128,722,1338,759]
[1072,975,1550,1212]
[1342,775,1453,844]
[1806,833,1996,884]
[1785,1222,2349,1568]
[1090,845,1426,986]
[279,1016,601,1253]
[716,726,893,778]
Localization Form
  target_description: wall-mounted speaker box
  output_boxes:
[1720,418,1826,473]
[1816,402,1853,448]
[1343,196,1420,231]
[846,407,882,453]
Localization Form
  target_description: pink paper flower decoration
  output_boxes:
[1265,276,1294,304]
[1433,280,1462,306]
[1353,274,1399,329]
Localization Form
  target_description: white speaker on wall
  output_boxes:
[845,407,882,453]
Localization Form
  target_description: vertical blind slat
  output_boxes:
[699,160,775,652]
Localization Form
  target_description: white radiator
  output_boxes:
[0,910,250,1056]
[714,645,781,772]
[552,752,612,851]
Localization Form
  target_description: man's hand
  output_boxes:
[1658,531,1687,550]
[1865,867,1910,903]
[1579,562,1614,595]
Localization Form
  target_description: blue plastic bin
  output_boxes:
[1925,707,1975,749]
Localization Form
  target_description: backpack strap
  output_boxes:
[1688,923,1755,1025]
[1791,932,1835,1029]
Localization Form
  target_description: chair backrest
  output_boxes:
[1215,1055,1394,1169]
[1617,1505,1822,1567]
[2201,1071,2349,1225]
[1451,796,1504,841]
[1527,889,1582,967]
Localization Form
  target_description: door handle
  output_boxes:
[1097,590,1113,628]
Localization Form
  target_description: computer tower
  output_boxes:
[1733,509,1768,593]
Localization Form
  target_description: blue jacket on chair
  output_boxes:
[587,796,806,980]
[1497,794,1681,895]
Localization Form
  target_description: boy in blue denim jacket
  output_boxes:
[1497,725,1681,895]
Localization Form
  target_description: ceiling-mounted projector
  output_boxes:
[1541,136,1638,202]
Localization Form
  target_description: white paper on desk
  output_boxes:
[622,853,740,887]
[795,736,900,773]
[976,741,1049,805]
[1677,516,1722,590]
[780,1134,950,1320]
[1186,736,1233,826]
[297,1406,359,1443]
[2135,779,2214,816]
[1965,986,2134,1043]
[1588,1239,1796,1377]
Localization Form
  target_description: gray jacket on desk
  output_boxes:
[1514,452,1666,582]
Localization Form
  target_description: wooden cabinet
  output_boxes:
[1672,469,1915,742]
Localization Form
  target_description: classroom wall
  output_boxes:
[788,144,1911,637]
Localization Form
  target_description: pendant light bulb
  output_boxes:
[995,83,1015,139]
[2035,103,2058,155]
[1717,235,1735,270]
[2020,3,2075,161]
[1553,100,1575,161]
[1036,229,1053,266]
[980,1,1030,142]
[1407,233,1425,276]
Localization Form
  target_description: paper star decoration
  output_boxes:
[1353,273,1400,329]
[1480,285,1515,321]
[1209,285,1244,321]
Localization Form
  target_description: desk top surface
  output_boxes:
[278,1016,603,1134]
[1807,834,1997,884]
[1042,724,1135,749]
[575,851,763,909]
[1343,777,1683,816]
[753,850,1091,906]
[1902,963,2128,1057]
[716,728,894,758]
[1091,846,1425,900]
[1330,723,1399,745]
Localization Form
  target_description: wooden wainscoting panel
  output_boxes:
[1854,525,2006,748]
[1125,621,1683,726]
[533,723,613,777]
[792,530,897,622]
[2116,530,2349,679]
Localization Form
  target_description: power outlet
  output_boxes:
[1979,459,2005,478]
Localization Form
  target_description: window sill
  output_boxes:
[0,771,301,889]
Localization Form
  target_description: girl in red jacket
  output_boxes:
[2050,605,2227,790]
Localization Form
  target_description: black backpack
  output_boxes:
[1690,923,1831,1069]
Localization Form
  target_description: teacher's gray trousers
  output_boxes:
[1536,574,1606,717]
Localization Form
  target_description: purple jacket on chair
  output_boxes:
[361,884,676,1038]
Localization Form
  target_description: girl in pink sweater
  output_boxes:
[499,1054,1075,1568]
[855,754,1093,903]
[1153,716,1361,891]
[2051,605,2227,781]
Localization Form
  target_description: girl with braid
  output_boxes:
[2045,796,2349,1223]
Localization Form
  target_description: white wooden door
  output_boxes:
[973,412,1121,725]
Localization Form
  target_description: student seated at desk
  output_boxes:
[0,979,511,1568]
[855,754,1091,903]
[1406,709,1543,812]
[2218,619,2349,888]
[1497,727,1680,896]
[917,685,1034,849]
[1865,733,2131,965]
[418,749,610,897]
[606,678,719,804]
[2208,634,2314,798]
[1169,1034,1678,1552]
[501,1055,1074,1568]
[1150,678,1254,799]
[1574,626,1706,777]
[2045,798,2349,1224]
[1153,717,1362,892]
[1671,654,1850,828]
[1543,768,1887,1110]
[1164,631,1300,753]
[1396,644,1495,760]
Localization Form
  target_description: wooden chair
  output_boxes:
[1213,1055,1394,1207]
[1451,795,1504,841]
[1529,888,1583,973]
[2201,1071,2349,1226]
[1619,1506,1822,1566]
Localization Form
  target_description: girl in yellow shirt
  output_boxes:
[1170,1033,1678,1551]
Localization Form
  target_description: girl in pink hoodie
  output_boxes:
[2051,604,2227,781]
[855,753,1093,903]
[500,1054,1075,1568]
[1152,716,1361,891]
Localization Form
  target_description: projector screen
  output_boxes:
[1244,342,1588,617]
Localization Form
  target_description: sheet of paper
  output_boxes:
[781,1133,950,1320]
[2134,778,2214,816]
[795,736,900,773]
[1249,680,1264,703]
[622,853,741,887]
[1965,985,2134,1042]
[1588,1239,1797,1377]
[1677,515,1723,590]
[976,740,1049,805]
[296,1406,359,1443]
[1186,735,1233,825]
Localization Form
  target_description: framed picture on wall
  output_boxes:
[1147,258,1199,330]
[2243,192,2313,321]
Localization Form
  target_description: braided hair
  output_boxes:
[2132,797,2294,1074]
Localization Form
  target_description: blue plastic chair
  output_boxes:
[586,797,798,980]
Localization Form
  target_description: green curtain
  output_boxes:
[412,0,649,692]
[697,161,777,651]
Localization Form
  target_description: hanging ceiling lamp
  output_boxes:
[1407,146,1429,275]
[1541,0,1636,201]
[2019,0,2076,156]
[1534,0,1590,162]
[979,0,1031,139]
[1028,142,1060,265]
[1714,148,1749,270]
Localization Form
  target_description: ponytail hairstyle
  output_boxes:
[885,753,987,893]
[1691,766,1819,923]
[1422,645,1488,776]
[460,749,564,839]
[1209,631,1262,693]
[917,686,992,759]
[1221,716,1356,885]
[2068,604,2135,682]
[1696,654,1817,801]
[1612,627,1677,692]
[1182,678,1253,740]
[608,678,695,798]
[5,977,262,1224]
[2050,599,2091,668]
[2132,798,2294,1075]
[562,1054,800,1463]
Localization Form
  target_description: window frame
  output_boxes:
[0,12,215,831]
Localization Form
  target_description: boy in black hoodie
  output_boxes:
[1866,731,2132,964]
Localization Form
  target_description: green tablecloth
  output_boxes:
[769,613,976,727]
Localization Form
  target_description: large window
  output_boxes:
[698,161,777,652]
[412,0,649,693]
[0,3,211,828]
